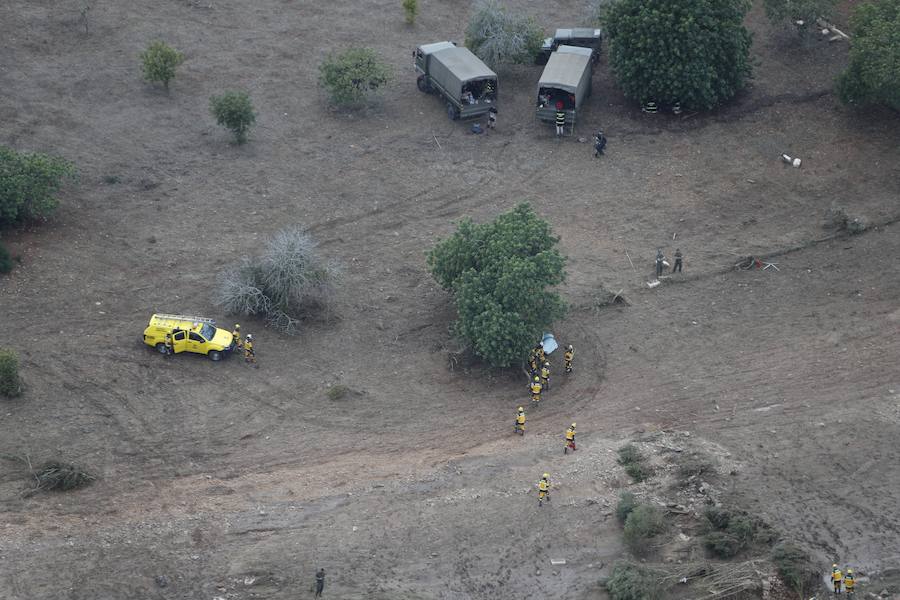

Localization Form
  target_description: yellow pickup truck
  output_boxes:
[142,313,235,361]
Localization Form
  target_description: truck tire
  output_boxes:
[155,343,167,354]
[208,350,223,362]
[417,76,431,93]
[447,102,459,121]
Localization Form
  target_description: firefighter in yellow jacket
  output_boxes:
[538,473,551,506]
[564,344,574,373]
[843,568,855,596]
[540,362,551,392]
[514,406,526,435]
[831,564,843,594]
[231,323,242,350]
[564,423,577,454]
[243,334,257,367]
[530,376,543,404]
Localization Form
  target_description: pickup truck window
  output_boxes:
[173,331,186,341]
[199,323,216,340]
[189,332,205,343]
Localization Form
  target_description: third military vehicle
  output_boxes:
[535,28,603,65]
[414,41,498,121]
[536,45,595,131]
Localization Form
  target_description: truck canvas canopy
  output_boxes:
[538,45,593,95]
[429,46,496,96]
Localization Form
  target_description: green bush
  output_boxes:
[0,242,12,274]
[772,543,818,597]
[837,0,900,111]
[701,508,759,558]
[624,462,651,482]
[318,48,393,105]
[623,504,666,554]
[140,41,185,90]
[676,453,715,480]
[763,0,838,38]
[427,203,567,368]
[617,443,643,465]
[606,562,662,600]
[0,146,76,227]
[616,491,638,524]
[465,0,544,70]
[606,0,753,110]
[617,443,652,481]
[402,0,418,24]
[209,91,256,144]
[326,384,350,400]
[0,349,22,397]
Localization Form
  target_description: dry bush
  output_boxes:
[772,543,818,598]
[0,349,22,397]
[214,228,336,335]
[27,460,95,494]
[623,504,666,554]
[676,452,716,480]
[326,384,350,400]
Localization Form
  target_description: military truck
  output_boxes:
[535,28,603,65]
[536,45,595,130]
[414,41,498,121]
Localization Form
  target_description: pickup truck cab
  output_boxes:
[142,313,235,361]
[535,28,603,65]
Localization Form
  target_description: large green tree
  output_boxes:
[0,146,75,227]
[427,204,566,368]
[606,0,753,110]
[837,0,900,111]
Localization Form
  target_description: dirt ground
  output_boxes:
[1,0,899,599]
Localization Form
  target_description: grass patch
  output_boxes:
[29,460,95,494]
[772,542,817,598]
[616,491,638,524]
[325,384,350,400]
[623,503,666,554]
[606,562,662,600]
[618,443,652,482]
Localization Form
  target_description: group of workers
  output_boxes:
[831,565,856,595]
[230,323,257,366]
[655,248,684,278]
[516,341,578,506]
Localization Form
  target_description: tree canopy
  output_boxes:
[606,0,753,110]
[427,204,567,368]
[837,0,900,111]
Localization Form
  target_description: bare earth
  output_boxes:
[1,1,899,599]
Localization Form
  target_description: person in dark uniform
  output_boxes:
[594,130,607,157]
[487,106,497,130]
[672,248,683,273]
[314,568,325,598]
[655,248,665,278]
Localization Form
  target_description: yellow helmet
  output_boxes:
[518,406,524,412]
[571,422,577,428]
[542,473,550,479]
[847,568,853,574]
[534,376,540,382]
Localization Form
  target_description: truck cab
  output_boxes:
[535,28,603,65]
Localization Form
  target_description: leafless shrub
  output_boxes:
[214,228,336,335]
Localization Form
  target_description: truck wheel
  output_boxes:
[208,350,222,362]
[417,76,431,93]
[155,343,167,354]
[447,102,459,121]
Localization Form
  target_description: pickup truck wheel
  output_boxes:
[155,343,167,354]
[447,102,459,121]
[208,350,223,362]
[417,76,431,93]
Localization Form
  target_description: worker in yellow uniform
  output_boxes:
[244,334,257,367]
[231,323,242,350]
[540,362,551,392]
[530,376,543,404]
[536,343,546,364]
[564,344,574,373]
[843,568,855,596]
[514,406,526,435]
[538,473,551,506]
[564,423,577,454]
[831,564,843,594]
[164,333,174,358]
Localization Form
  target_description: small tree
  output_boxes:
[623,504,666,554]
[140,41,185,90]
[606,0,753,110]
[837,0,900,111]
[402,0,418,24]
[0,146,76,227]
[606,562,662,600]
[0,348,22,397]
[209,91,256,144]
[465,0,544,70]
[763,0,838,39]
[318,48,393,105]
[427,204,566,368]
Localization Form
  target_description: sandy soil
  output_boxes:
[1,1,899,599]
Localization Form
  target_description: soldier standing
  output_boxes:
[655,248,665,278]
[314,567,325,598]
[672,249,683,273]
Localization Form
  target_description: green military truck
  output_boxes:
[414,41,498,121]
[535,28,603,65]
[536,45,595,132]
